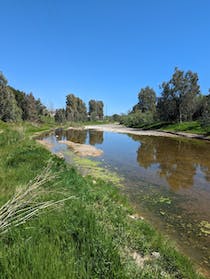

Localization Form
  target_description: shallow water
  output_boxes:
[41,128,210,275]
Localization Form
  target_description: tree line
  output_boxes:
[119,67,210,128]
[0,72,48,122]
[0,71,104,123]
[55,94,104,123]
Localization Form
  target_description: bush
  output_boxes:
[120,111,154,128]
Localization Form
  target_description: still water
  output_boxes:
[42,128,210,275]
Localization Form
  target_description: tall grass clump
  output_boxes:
[0,161,74,235]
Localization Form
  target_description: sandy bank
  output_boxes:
[84,124,179,138]
[84,124,210,141]
[59,140,103,157]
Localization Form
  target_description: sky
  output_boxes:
[1,0,210,115]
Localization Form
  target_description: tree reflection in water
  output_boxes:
[130,135,210,190]
[65,129,87,144]
[54,128,104,145]
[89,130,104,145]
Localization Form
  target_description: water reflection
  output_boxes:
[54,128,104,146]
[54,129,210,190]
[133,136,210,190]
[89,130,104,145]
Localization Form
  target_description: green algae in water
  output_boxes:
[63,150,123,187]
[160,211,166,216]
[200,221,210,235]
[158,196,172,205]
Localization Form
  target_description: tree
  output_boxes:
[112,114,121,122]
[24,93,39,121]
[66,94,87,121]
[0,72,22,122]
[137,86,156,113]
[0,88,22,122]
[97,101,104,120]
[157,82,177,122]
[0,72,7,88]
[9,87,28,120]
[88,100,104,120]
[158,68,200,123]
[200,93,210,129]
[66,94,76,121]
[55,109,66,123]
[76,98,87,121]
[89,100,97,120]
[36,98,48,118]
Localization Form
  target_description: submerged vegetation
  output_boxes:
[0,121,206,278]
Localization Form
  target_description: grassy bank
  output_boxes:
[127,121,210,136]
[0,121,206,278]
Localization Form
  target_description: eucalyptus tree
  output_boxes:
[138,86,156,113]
[200,93,210,128]
[88,100,104,120]
[66,94,87,121]
[158,68,200,122]
[55,108,66,123]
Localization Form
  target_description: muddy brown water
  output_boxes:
[40,128,210,276]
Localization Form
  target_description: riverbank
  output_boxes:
[84,123,210,141]
[0,121,206,278]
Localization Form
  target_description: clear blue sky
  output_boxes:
[1,0,210,115]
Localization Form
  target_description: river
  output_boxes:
[40,127,210,276]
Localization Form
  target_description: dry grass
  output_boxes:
[0,161,75,234]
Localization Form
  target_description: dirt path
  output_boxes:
[84,124,210,141]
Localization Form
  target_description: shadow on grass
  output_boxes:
[141,122,173,130]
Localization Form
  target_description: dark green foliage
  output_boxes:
[55,108,66,123]
[36,98,48,118]
[9,87,28,120]
[120,111,154,128]
[0,74,22,122]
[66,94,87,121]
[200,94,210,130]
[157,68,200,123]
[0,87,22,122]
[89,99,104,120]
[137,86,156,113]
[25,93,39,121]
[112,114,121,122]
[192,95,206,120]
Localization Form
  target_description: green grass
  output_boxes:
[130,120,210,136]
[0,121,206,278]
[161,121,209,134]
